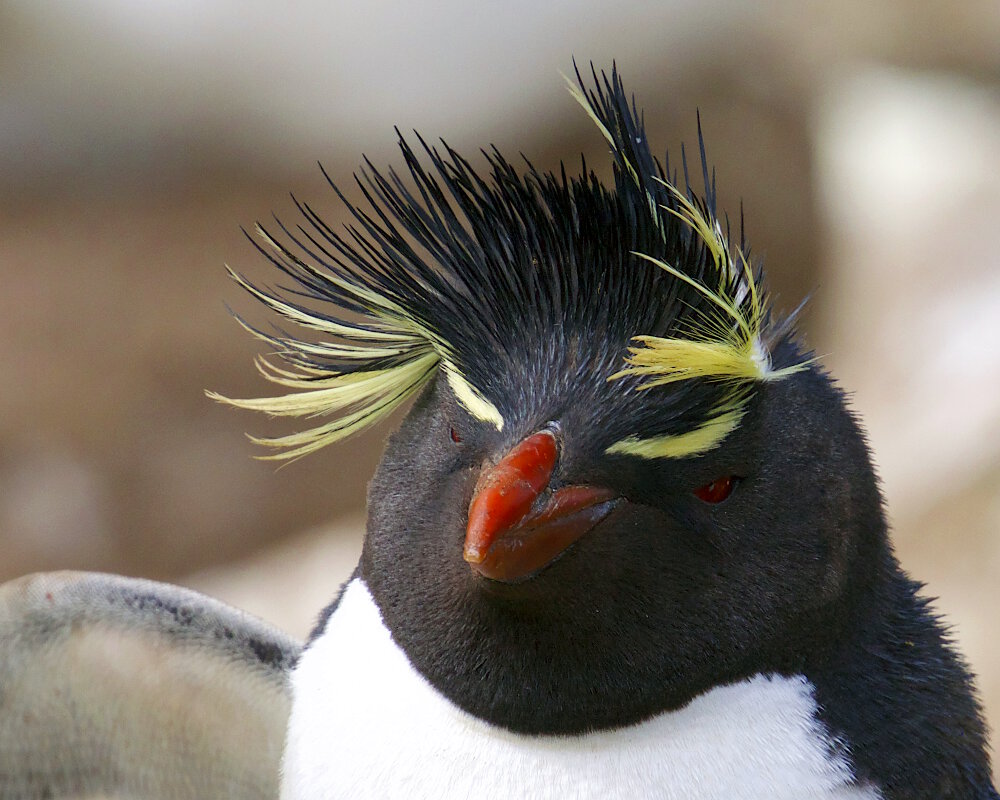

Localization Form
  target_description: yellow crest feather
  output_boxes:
[209,226,447,460]
[604,191,806,459]
[208,351,439,461]
[566,75,808,459]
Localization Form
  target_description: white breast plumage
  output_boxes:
[281,579,879,800]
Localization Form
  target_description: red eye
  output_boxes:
[693,476,737,504]
[450,427,462,443]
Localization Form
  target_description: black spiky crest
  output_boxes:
[211,62,804,460]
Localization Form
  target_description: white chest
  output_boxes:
[281,579,879,800]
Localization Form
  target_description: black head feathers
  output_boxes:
[211,63,806,460]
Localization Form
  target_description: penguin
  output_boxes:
[0,63,995,799]
[0,571,298,798]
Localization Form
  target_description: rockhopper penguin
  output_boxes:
[0,64,995,799]
[228,64,999,798]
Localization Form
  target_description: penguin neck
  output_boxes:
[356,549,738,735]
[283,577,880,800]
[802,552,995,798]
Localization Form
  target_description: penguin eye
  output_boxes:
[693,476,737,504]
[450,426,463,444]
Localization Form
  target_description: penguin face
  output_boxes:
[360,347,883,734]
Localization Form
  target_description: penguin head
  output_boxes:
[216,65,886,735]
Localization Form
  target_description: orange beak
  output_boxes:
[463,430,618,582]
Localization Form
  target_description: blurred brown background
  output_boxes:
[1,0,998,769]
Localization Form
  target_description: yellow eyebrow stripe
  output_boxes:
[445,366,504,431]
[605,409,743,460]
